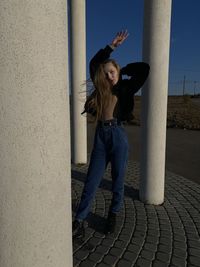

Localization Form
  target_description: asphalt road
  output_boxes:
[87,123,200,185]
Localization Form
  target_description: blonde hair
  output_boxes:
[85,59,120,123]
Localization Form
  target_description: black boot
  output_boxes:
[72,220,85,239]
[104,212,116,234]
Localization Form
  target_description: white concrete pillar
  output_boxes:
[140,0,172,204]
[70,0,87,164]
[0,1,72,266]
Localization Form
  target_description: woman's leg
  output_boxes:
[75,127,109,221]
[110,126,129,213]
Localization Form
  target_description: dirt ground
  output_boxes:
[87,124,200,185]
[132,95,200,131]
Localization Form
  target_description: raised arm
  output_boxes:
[89,45,114,81]
[89,30,129,81]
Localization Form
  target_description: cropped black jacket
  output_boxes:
[82,45,150,122]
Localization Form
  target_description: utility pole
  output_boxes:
[183,75,186,95]
[194,81,197,96]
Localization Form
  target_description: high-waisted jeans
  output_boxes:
[75,119,129,221]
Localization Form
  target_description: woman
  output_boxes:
[73,30,150,238]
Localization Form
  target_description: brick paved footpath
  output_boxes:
[72,160,200,267]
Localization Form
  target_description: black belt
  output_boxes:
[98,119,122,127]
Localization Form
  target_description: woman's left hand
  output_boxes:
[110,30,129,48]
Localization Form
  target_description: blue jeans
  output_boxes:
[75,119,129,221]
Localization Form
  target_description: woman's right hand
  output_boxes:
[110,30,129,48]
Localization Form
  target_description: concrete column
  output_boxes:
[0,1,72,266]
[140,0,172,204]
[70,0,87,164]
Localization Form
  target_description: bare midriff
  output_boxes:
[100,95,118,121]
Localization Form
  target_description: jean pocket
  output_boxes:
[117,126,129,146]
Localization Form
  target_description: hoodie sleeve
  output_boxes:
[121,62,150,94]
[89,45,114,81]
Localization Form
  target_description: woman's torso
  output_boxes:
[100,94,118,121]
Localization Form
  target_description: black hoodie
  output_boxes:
[82,45,150,122]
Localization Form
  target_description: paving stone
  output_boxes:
[159,235,172,244]
[173,233,187,242]
[73,258,81,267]
[187,233,200,241]
[123,251,138,262]
[95,245,110,254]
[136,214,147,220]
[171,256,187,266]
[193,217,200,223]
[136,257,152,267]
[171,227,185,235]
[124,222,134,228]
[120,228,133,235]
[96,262,110,267]
[118,234,131,241]
[173,241,187,250]
[147,229,160,237]
[156,251,171,263]
[144,243,158,252]
[135,225,147,231]
[116,259,132,267]
[188,240,200,248]
[182,220,194,227]
[127,243,141,253]
[155,206,165,212]
[85,227,95,236]
[170,217,182,223]
[109,247,124,257]
[188,248,200,257]
[145,205,155,211]
[93,232,105,238]
[74,250,90,261]
[133,231,146,238]
[81,242,97,252]
[88,252,104,263]
[148,224,159,230]
[185,227,198,234]
[146,236,159,244]
[147,220,158,227]
[188,256,200,266]
[152,260,169,267]
[79,260,97,267]
[140,249,155,261]
[114,240,127,248]
[103,254,118,265]
[73,241,81,251]
[196,224,200,230]
[160,224,171,231]
[159,219,170,225]
[173,248,187,259]
[159,229,172,237]
[101,238,115,246]
[88,237,102,247]
[131,237,145,245]
[157,244,172,254]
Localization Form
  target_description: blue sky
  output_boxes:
[86,0,200,95]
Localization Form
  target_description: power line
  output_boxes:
[170,69,200,73]
[168,76,200,96]
[169,80,200,84]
